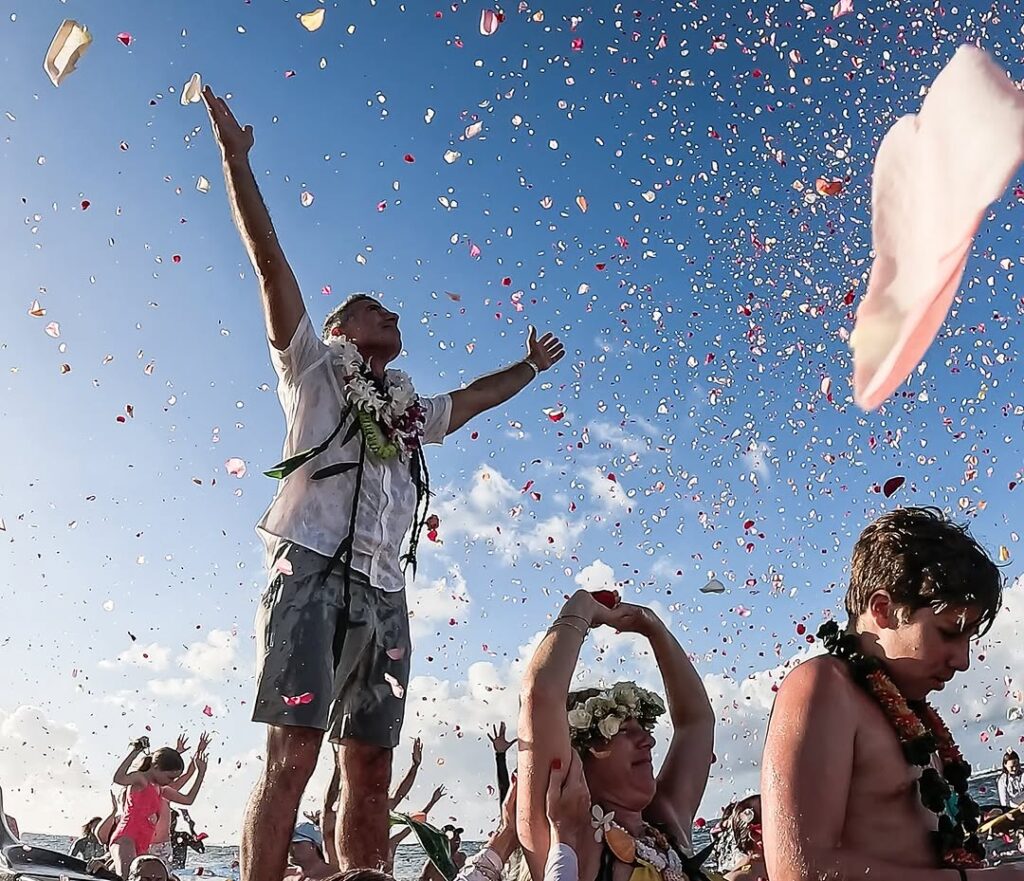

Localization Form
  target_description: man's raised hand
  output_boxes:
[525,326,565,372]
[203,86,254,163]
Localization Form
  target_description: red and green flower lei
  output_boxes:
[818,620,985,868]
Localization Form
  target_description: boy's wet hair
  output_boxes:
[322,293,379,341]
[846,506,1002,635]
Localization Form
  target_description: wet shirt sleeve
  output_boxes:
[268,314,328,388]
[420,394,453,445]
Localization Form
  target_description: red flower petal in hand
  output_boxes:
[591,590,619,608]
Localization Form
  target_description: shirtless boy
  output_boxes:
[763,507,1014,881]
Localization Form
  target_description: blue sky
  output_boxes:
[3,0,1024,842]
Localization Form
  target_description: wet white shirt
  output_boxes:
[257,315,451,592]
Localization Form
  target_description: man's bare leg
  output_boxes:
[322,744,341,868]
[241,725,323,881]
[335,739,393,870]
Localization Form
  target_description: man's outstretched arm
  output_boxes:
[203,86,306,351]
[447,327,564,434]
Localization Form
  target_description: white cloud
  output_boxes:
[741,441,773,483]
[0,706,104,835]
[574,559,616,591]
[580,468,632,511]
[433,466,584,563]
[19,583,1024,847]
[408,566,471,638]
[179,629,242,681]
[99,642,171,672]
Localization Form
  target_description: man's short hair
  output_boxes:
[846,506,1002,634]
[322,293,379,341]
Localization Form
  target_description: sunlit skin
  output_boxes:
[581,718,658,814]
[762,593,1019,881]
[331,299,402,377]
[858,595,980,702]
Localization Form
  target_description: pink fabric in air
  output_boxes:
[852,46,1024,410]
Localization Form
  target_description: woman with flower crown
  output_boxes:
[762,508,1010,881]
[517,589,715,881]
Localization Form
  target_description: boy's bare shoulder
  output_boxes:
[776,654,857,703]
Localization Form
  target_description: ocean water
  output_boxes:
[20,837,471,880]
[14,772,1012,880]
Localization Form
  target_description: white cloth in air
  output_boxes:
[852,45,1024,410]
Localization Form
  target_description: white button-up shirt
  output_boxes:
[257,316,451,592]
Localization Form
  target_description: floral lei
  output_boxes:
[567,681,666,753]
[591,808,713,881]
[325,331,425,460]
[818,620,985,868]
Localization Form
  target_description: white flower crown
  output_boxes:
[567,681,665,751]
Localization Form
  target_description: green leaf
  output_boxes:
[389,813,457,881]
[263,447,322,480]
[263,408,352,480]
[311,462,359,481]
[342,415,362,446]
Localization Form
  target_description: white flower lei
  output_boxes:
[327,333,423,458]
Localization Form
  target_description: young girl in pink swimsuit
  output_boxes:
[110,739,208,879]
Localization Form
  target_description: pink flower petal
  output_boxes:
[469,242,482,259]
[479,9,500,36]
[225,457,247,478]
[202,705,214,717]
[386,647,405,661]
[832,0,854,18]
[117,32,133,47]
[282,692,315,707]
[384,672,405,699]
[44,322,60,338]
[275,556,294,577]
[852,47,1024,410]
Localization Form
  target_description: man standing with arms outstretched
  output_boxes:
[202,86,564,881]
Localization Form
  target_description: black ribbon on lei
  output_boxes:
[817,620,985,867]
